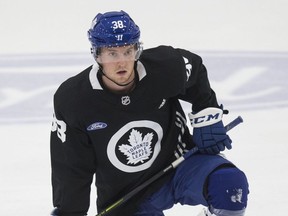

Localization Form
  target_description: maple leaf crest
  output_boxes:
[118,129,153,165]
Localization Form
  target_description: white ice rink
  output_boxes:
[1,1,288,215]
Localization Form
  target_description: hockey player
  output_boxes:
[50,10,249,216]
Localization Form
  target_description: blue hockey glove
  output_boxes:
[189,107,232,154]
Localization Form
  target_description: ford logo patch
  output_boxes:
[87,122,107,131]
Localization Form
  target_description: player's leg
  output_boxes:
[134,154,249,216]
[134,175,174,216]
[134,154,243,216]
[174,154,249,216]
[204,166,249,216]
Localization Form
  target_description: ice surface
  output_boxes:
[1,1,288,215]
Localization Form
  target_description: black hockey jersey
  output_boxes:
[50,45,219,216]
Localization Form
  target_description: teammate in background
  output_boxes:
[50,11,249,216]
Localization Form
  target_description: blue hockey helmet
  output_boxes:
[88,11,141,54]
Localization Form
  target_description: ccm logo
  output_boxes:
[189,110,223,127]
[191,113,221,125]
[189,107,223,127]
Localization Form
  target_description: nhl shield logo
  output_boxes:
[121,96,131,105]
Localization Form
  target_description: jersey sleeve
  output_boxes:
[176,48,220,112]
[50,92,96,215]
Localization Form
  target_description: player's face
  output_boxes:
[98,45,136,89]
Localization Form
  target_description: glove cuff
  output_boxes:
[188,107,223,128]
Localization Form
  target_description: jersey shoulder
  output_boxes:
[141,45,202,66]
[56,65,92,93]
[53,65,93,111]
[138,46,202,97]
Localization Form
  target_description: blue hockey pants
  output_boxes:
[134,154,249,216]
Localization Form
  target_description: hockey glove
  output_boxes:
[188,107,232,154]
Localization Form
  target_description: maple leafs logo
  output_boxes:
[118,129,154,165]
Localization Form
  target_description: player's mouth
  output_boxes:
[117,70,127,75]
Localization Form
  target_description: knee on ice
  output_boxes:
[206,166,249,216]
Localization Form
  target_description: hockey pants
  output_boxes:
[134,154,249,216]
